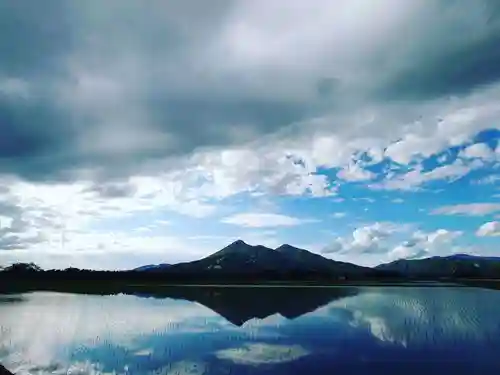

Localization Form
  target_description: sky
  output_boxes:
[0,0,499,270]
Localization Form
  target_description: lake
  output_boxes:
[1,286,500,374]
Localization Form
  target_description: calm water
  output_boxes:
[1,286,500,374]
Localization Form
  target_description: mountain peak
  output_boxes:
[208,239,270,259]
[230,239,247,246]
[275,244,302,252]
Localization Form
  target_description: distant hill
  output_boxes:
[445,254,500,262]
[133,263,171,272]
[376,254,500,278]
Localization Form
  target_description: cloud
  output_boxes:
[387,229,463,260]
[192,147,336,198]
[472,175,500,185]
[322,224,463,261]
[322,222,412,255]
[1,1,500,267]
[476,221,500,237]
[371,159,481,191]
[337,162,376,182]
[460,142,496,160]
[431,203,500,216]
[1,0,500,183]
[332,212,347,219]
[221,212,312,228]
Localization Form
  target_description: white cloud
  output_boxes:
[221,212,312,228]
[0,231,208,270]
[460,142,496,160]
[158,82,500,200]
[155,220,170,226]
[192,147,336,199]
[372,159,476,191]
[322,222,412,255]
[473,175,500,185]
[476,221,500,237]
[337,162,376,182]
[387,229,463,260]
[431,203,500,216]
[381,99,500,166]
[332,212,347,219]
[384,133,444,165]
[0,177,224,268]
[323,223,463,262]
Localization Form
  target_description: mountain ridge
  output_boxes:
[133,263,171,272]
[376,253,500,278]
[160,240,377,279]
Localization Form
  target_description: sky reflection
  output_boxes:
[1,286,500,374]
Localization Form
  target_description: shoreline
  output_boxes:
[2,279,498,292]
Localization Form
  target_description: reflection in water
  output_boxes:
[0,286,500,374]
[327,287,500,348]
[133,286,359,326]
[215,343,310,366]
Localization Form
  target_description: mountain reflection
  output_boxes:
[131,286,360,326]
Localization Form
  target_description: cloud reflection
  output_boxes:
[215,343,310,366]
[327,287,500,347]
[0,292,223,374]
[2,286,500,374]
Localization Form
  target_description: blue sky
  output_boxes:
[0,0,499,269]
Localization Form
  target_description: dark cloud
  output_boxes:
[1,1,500,182]
[380,1,500,100]
[383,33,500,100]
[0,0,318,182]
[85,181,137,198]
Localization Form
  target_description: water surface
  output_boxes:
[1,286,500,374]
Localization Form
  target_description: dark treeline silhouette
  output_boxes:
[0,262,406,294]
[3,256,500,296]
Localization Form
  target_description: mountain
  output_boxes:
[446,254,500,261]
[133,263,171,272]
[376,254,500,278]
[165,240,376,279]
[0,364,13,375]
[167,240,299,275]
